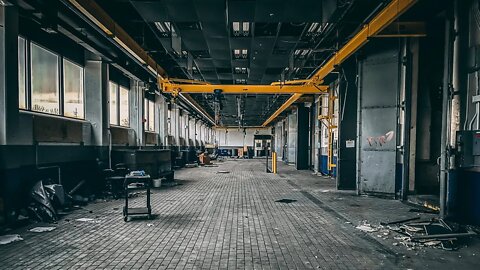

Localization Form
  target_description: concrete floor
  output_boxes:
[0,159,479,269]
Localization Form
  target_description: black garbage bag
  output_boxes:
[27,180,57,223]
[44,184,65,209]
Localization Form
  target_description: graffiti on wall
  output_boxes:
[366,131,395,147]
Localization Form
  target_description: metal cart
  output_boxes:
[123,174,151,222]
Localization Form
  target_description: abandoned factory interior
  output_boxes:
[2,0,480,269]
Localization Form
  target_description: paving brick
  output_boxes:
[1,159,479,269]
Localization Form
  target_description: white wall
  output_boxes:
[214,128,272,147]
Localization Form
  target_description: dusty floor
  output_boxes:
[0,159,479,269]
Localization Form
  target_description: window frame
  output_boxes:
[108,81,130,127]
[30,41,61,116]
[18,36,28,109]
[19,37,86,120]
[144,98,155,132]
[62,57,86,119]
[119,85,130,127]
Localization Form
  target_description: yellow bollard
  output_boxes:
[272,152,277,174]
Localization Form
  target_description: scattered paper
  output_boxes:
[76,218,95,222]
[0,234,23,245]
[356,224,378,233]
[29,227,56,233]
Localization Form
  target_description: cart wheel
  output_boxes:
[124,216,128,222]
[147,214,152,220]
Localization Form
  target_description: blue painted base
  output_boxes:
[320,155,336,177]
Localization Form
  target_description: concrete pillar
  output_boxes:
[158,96,168,146]
[85,61,109,146]
[0,5,19,145]
[128,79,142,146]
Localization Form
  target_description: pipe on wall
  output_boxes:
[401,38,413,201]
[440,5,455,218]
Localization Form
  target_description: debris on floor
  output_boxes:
[409,208,439,214]
[28,227,56,233]
[28,180,58,223]
[356,221,379,233]
[75,218,96,223]
[184,163,198,168]
[356,216,477,251]
[275,199,297,204]
[0,234,23,245]
[217,171,230,174]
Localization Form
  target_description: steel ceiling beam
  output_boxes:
[161,81,328,95]
[63,0,217,124]
[261,0,418,127]
[64,0,166,77]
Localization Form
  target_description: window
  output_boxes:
[31,43,60,115]
[148,100,155,131]
[109,82,118,125]
[109,82,129,127]
[63,59,84,119]
[18,37,27,109]
[19,39,85,119]
[119,86,129,127]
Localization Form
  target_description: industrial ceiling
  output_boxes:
[91,0,385,126]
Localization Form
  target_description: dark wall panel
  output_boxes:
[337,58,357,190]
[296,105,309,170]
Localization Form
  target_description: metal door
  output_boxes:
[358,47,400,195]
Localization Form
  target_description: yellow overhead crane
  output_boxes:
[67,0,418,128]
[159,78,329,96]
[261,0,419,127]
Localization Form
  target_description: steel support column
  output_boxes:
[440,6,455,218]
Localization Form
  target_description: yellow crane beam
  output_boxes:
[262,94,303,127]
[262,0,418,127]
[161,81,328,95]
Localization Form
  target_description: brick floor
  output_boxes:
[0,159,478,269]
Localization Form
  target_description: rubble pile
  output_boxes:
[356,217,477,251]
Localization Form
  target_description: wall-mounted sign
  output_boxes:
[346,140,355,148]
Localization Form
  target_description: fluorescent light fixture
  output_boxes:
[154,22,171,33]
[308,23,319,33]
[242,49,248,58]
[233,22,250,36]
[235,79,246,84]
[233,22,240,32]
[242,22,250,32]
[233,49,247,59]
